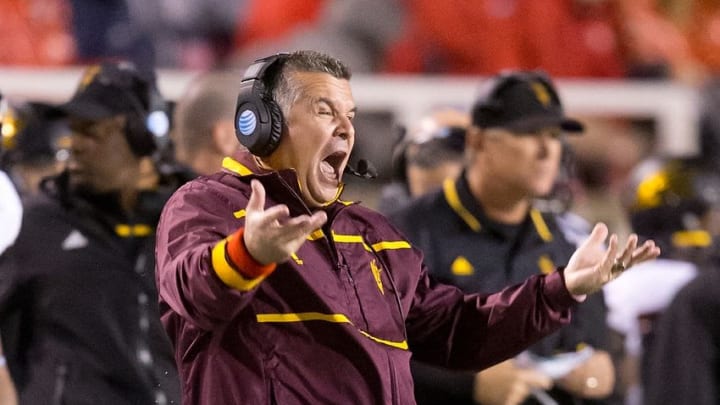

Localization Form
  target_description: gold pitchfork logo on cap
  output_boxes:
[530,81,551,107]
[79,65,102,89]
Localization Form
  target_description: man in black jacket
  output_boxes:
[0,62,181,404]
[391,71,614,405]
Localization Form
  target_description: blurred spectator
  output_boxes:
[0,0,76,66]
[604,157,720,404]
[0,62,181,403]
[623,158,720,260]
[377,108,467,215]
[1,101,68,196]
[643,265,720,405]
[390,71,614,405]
[171,70,244,175]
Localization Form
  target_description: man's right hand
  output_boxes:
[473,360,552,405]
[243,180,328,265]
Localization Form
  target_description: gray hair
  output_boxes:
[269,50,352,118]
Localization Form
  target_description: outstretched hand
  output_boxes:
[564,223,661,297]
[243,180,328,265]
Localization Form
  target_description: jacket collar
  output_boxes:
[41,171,172,238]
[222,150,353,210]
[443,172,553,242]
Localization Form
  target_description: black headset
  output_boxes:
[132,83,170,157]
[118,64,170,157]
[234,53,289,157]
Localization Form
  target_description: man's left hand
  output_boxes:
[563,223,660,297]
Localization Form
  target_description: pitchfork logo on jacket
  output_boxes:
[370,259,384,294]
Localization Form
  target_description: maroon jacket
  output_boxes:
[155,151,577,404]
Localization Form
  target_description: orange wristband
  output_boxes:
[226,228,277,279]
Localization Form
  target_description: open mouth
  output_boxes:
[320,151,347,183]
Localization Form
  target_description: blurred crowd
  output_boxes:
[2,0,720,82]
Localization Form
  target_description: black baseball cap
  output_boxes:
[471,70,584,134]
[55,62,171,157]
[57,62,154,121]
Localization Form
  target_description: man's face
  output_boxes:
[476,127,563,198]
[67,115,141,193]
[267,71,356,207]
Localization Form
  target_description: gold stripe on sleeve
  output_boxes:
[371,241,411,251]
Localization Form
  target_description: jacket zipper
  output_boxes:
[51,363,67,405]
[388,354,399,405]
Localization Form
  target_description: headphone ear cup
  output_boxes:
[235,93,284,157]
[122,72,169,158]
[124,112,155,156]
[234,54,289,156]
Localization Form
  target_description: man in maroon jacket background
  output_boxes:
[154,50,659,404]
